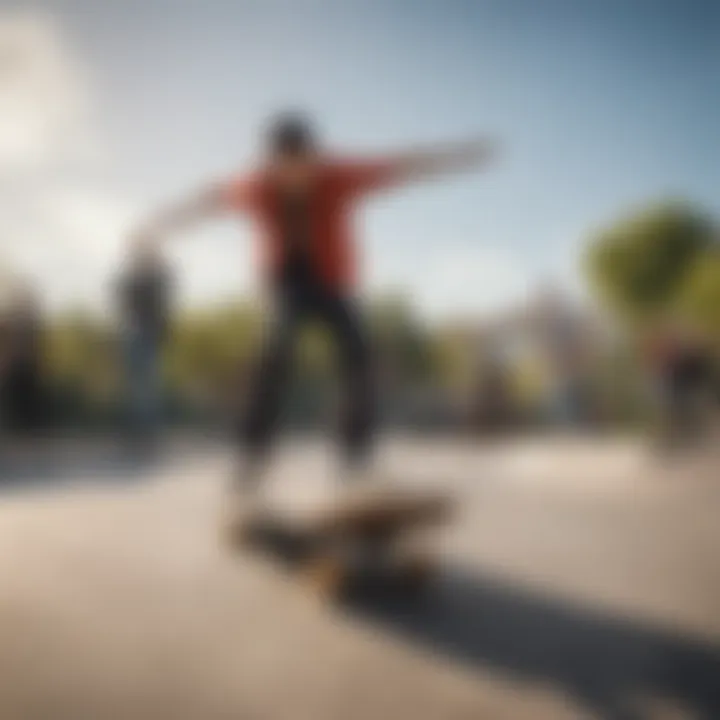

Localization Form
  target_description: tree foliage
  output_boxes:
[679,251,720,337]
[585,201,716,326]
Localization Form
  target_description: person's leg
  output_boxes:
[123,330,141,440]
[318,294,375,480]
[124,330,156,445]
[234,291,303,489]
[23,361,43,436]
[137,335,162,446]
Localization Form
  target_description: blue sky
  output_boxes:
[1,0,719,317]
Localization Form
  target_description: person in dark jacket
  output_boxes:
[0,286,45,437]
[116,239,172,449]
[646,319,716,450]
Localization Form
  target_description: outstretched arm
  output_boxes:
[344,136,499,195]
[132,184,228,244]
[131,170,258,245]
[389,137,499,181]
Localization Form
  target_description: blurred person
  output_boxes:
[0,300,9,443]
[0,284,45,438]
[132,112,497,517]
[645,318,716,451]
[116,237,173,453]
[670,326,716,445]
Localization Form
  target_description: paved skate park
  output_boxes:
[1,435,718,720]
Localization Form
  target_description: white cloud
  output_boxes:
[0,11,255,316]
[41,187,134,259]
[0,10,133,313]
[0,11,95,173]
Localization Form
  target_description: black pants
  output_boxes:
[1,360,44,435]
[240,283,374,466]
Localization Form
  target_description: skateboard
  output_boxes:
[226,488,454,600]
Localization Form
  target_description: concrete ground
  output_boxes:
[0,435,718,720]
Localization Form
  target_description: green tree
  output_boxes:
[679,251,720,337]
[585,201,715,326]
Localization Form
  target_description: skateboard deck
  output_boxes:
[226,488,454,600]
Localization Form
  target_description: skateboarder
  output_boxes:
[131,113,497,516]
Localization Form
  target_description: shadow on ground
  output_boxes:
[348,566,720,720]
[0,440,163,490]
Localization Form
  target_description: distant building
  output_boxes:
[472,284,613,426]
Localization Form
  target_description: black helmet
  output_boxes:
[266,112,317,157]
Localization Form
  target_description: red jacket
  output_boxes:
[219,158,403,291]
